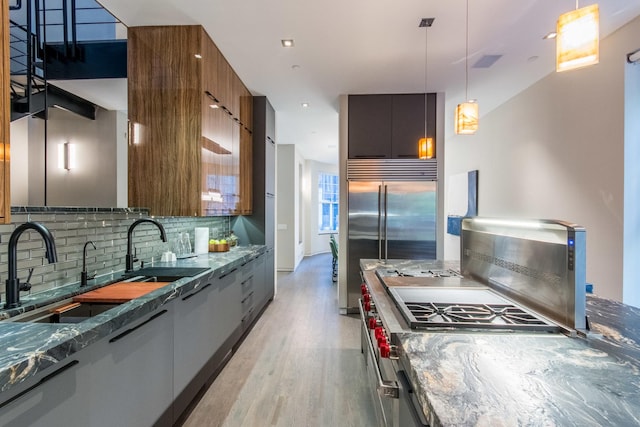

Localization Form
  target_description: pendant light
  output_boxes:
[418,18,434,160]
[455,0,479,135]
[556,2,599,72]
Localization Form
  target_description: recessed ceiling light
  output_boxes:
[291,64,301,70]
[527,55,539,63]
[301,102,309,108]
[194,53,202,59]
[281,39,294,48]
[209,104,219,109]
[543,31,557,40]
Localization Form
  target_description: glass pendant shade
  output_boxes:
[455,101,479,135]
[556,4,599,72]
[418,137,434,159]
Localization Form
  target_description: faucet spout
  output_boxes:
[4,222,58,309]
[81,241,97,287]
[125,218,167,273]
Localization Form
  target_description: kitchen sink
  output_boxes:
[3,267,210,324]
[121,266,210,282]
[6,300,123,324]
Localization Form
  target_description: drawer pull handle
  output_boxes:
[182,282,213,301]
[109,310,168,343]
[218,268,238,279]
[0,360,79,410]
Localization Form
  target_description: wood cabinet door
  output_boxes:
[348,94,392,158]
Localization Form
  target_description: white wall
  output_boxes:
[303,159,338,256]
[276,144,305,271]
[9,118,29,206]
[116,111,128,207]
[444,15,640,303]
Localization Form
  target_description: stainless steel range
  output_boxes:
[359,218,587,427]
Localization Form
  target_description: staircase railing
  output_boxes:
[8,0,124,119]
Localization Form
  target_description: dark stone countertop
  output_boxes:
[0,245,265,396]
[362,259,640,427]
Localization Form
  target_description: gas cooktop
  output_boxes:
[388,287,560,333]
[378,268,463,278]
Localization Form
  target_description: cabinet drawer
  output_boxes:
[241,290,255,314]
[240,273,255,296]
[241,305,256,331]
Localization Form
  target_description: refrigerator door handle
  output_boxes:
[378,185,383,260]
[384,184,388,261]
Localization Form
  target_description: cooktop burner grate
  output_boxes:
[393,269,462,278]
[406,302,551,326]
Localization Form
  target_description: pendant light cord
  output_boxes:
[465,0,469,102]
[424,22,428,140]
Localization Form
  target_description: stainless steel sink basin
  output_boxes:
[6,300,123,323]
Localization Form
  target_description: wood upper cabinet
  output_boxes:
[128,25,252,216]
[348,93,437,159]
[1,0,10,223]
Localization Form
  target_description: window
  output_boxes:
[318,173,339,232]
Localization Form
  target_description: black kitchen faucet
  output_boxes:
[4,222,58,309]
[125,218,167,273]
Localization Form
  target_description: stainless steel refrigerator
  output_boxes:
[347,180,437,310]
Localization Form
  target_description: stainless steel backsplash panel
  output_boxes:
[460,218,587,332]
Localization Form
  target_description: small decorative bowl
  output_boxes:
[209,243,229,252]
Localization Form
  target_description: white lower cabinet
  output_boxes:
[89,304,174,427]
[0,345,93,427]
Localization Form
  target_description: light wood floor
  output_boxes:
[182,253,377,427]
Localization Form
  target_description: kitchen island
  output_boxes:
[361,259,640,427]
[0,245,269,426]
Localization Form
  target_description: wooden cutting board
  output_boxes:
[73,281,171,304]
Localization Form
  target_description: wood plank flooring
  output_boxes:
[181,253,377,427]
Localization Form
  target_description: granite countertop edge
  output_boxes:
[0,245,266,396]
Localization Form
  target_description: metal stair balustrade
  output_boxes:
[8,0,125,120]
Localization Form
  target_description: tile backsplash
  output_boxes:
[0,207,231,302]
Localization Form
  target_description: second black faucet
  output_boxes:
[125,218,167,273]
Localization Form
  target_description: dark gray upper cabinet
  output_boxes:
[265,98,276,143]
[348,93,437,159]
[236,96,276,249]
[348,94,392,158]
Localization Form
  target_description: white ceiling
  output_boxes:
[92,0,640,164]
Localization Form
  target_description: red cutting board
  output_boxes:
[73,281,171,304]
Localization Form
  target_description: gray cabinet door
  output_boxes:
[215,267,243,344]
[173,276,219,400]
[0,347,92,427]
[348,94,392,158]
[265,137,276,197]
[391,94,425,158]
[265,194,275,248]
[89,304,174,427]
[265,248,275,301]
[251,253,267,309]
